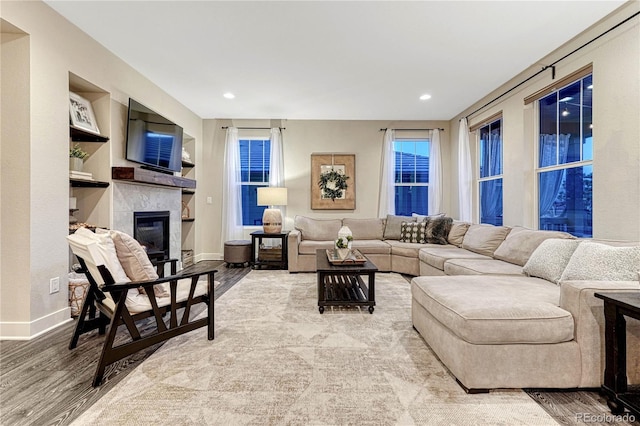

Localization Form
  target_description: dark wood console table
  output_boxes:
[595,292,640,417]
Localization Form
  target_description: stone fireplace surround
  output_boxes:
[112,182,181,262]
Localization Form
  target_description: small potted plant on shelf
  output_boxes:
[69,143,88,172]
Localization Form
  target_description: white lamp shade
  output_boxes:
[257,187,288,206]
[257,187,287,233]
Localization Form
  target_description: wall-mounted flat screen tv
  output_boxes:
[125,98,183,173]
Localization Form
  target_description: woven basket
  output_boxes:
[68,272,89,317]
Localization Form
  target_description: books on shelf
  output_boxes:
[70,170,94,180]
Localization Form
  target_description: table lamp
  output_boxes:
[257,187,288,233]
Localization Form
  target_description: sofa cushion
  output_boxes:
[351,240,392,255]
[342,218,385,240]
[462,224,512,257]
[419,246,491,271]
[387,240,440,258]
[493,227,576,266]
[294,215,342,241]
[383,215,416,240]
[299,240,335,255]
[523,239,582,284]
[399,221,426,243]
[411,275,574,344]
[447,221,471,247]
[444,258,524,276]
[560,242,640,281]
[424,216,453,244]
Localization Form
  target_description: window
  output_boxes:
[537,74,593,237]
[478,118,503,226]
[394,139,429,216]
[239,138,270,226]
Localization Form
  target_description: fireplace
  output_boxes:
[133,211,170,261]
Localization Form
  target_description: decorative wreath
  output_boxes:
[318,169,349,201]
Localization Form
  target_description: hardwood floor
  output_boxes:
[0,261,249,426]
[1,266,637,425]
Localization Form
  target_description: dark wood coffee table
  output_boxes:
[316,249,378,314]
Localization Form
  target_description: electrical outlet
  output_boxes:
[206,196,212,204]
[50,277,60,294]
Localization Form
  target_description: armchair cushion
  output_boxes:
[109,230,169,297]
[74,227,130,284]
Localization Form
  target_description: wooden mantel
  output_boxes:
[112,167,196,189]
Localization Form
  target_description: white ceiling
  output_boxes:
[45,1,626,121]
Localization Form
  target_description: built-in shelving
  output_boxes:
[68,72,111,233]
[70,179,109,188]
[181,136,196,257]
[70,126,109,143]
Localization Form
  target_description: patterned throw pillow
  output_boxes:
[399,221,426,243]
[560,242,640,282]
[523,239,581,284]
[424,216,453,245]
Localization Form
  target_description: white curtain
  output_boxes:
[428,129,442,215]
[269,127,287,224]
[539,133,570,217]
[378,129,395,218]
[458,118,473,221]
[221,127,244,242]
[269,127,285,187]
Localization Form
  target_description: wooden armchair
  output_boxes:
[67,227,217,387]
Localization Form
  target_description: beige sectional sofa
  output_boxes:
[287,214,640,391]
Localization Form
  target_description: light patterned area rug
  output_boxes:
[72,270,558,425]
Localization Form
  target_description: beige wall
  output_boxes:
[0,1,202,338]
[1,0,638,338]
[448,1,640,240]
[200,119,450,258]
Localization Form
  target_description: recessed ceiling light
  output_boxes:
[419,94,432,101]
[223,92,235,99]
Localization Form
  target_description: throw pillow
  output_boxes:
[424,216,453,245]
[560,242,640,282]
[412,213,445,222]
[75,227,131,284]
[447,221,471,247]
[523,239,581,284]
[399,221,426,243]
[383,215,416,240]
[108,230,169,298]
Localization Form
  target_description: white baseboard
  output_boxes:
[196,252,223,262]
[0,307,72,340]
